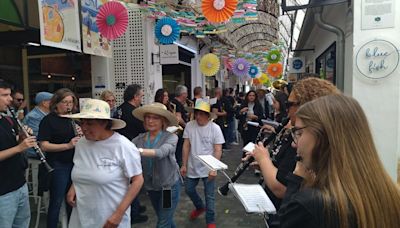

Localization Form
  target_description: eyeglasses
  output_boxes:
[290,126,307,144]
[286,101,300,109]
[60,100,74,105]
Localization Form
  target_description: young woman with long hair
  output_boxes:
[279,94,400,228]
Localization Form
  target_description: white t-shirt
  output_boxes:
[68,132,142,228]
[183,120,225,178]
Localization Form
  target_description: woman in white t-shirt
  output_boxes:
[64,99,144,228]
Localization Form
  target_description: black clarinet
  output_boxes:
[218,118,289,196]
[8,107,54,173]
[68,109,79,137]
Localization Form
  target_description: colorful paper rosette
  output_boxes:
[232,58,250,77]
[259,73,270,85]
[252,78,261,85]
[266,49,282,63]
[202,0,238,23]
[248,65,260,78]
[96,1,128,40]
[155,17,180,44]
[267,63,283,78]
[200,53,220,76]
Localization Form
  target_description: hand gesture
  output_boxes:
[180,165,187,177]
[66,186,76,207]
[18,136,36,151]
[240,107,249,114]
[103,213,122,228]
[261,124,275,134]
[69,136,80,149]
[208,170,217,181]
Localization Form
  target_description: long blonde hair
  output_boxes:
[296,94,400,228]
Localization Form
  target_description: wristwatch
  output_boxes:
[138,148,144,153]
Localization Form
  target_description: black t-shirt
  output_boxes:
[115,102,145,140]
[38,112,76,164]
[265,130,297,209]
[0,117,27,195]
[171,98,188,123]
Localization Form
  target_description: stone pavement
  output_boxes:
[30,144,268,228]
[136,143,267,228]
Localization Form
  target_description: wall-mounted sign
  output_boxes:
[356,39,399,80]
[160,45,179,65]
[362,0,394,30]
[289,57,305,73]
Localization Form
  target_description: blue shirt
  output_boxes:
[23,107,48,157]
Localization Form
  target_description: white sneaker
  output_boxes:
[230,142,239,145]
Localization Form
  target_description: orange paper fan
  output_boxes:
[202,0,238,23]
[267,63,283,78]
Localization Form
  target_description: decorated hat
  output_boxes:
[194,99,217,120]
[133,103,178,126]
[62,99,126,130]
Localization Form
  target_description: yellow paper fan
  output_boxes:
[200,53,220,76]
[202,0,238,23]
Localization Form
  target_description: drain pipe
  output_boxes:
[314,7,345,91]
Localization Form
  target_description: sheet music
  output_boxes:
[242,142,255,152]
[196,155,228,171]
[261,119,279,128]
[247,121,260,127]
[166,126,179,133]
[229,183,276,214]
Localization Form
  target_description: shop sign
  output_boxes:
[362,0,394,30]
[356,39,399,80]
[160,45,179,65]
[289,57,305,73]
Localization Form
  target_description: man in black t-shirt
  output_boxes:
[170,85,189,167]
[0,80,36,227]
[114,84,148,224]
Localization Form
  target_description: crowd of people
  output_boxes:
[1,77,400,228]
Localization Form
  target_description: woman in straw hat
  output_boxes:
[64,99,144,228]
[132,102,181,228]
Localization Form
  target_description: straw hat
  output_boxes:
[133,103,179,126]
[62,99,126,130]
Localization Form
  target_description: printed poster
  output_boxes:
[38,0,81,52]
[81,0,112,57]
[362,0,395,30]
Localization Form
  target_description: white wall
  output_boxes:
[91,56,114,99]
[353,0,399,180]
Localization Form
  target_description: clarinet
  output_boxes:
[68,109,79,136]
[218,117,289,196]
[8,107,54,173]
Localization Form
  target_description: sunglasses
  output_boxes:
[16,98,24,102]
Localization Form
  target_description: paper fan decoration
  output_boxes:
[267,63,283,78]
[200,54,220,76]
[266,50,282,63]
[253,78,261,85]
[202,0,238,23]
[248,65,260,78]
[260,73,270,85]
[232,58,250,77]
[96,1,128,40]
[155,17,180,44]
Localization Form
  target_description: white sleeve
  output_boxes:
[213,124,225,145]
[121,141,142,178]
[183,122,191,139]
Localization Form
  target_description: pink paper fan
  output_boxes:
[96,1,128,40]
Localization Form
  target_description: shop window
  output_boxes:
[316,43,336,84]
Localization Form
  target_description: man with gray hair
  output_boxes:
[171,85,189,167]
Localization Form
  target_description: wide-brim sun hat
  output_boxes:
[62,99,126,130]
[133,103,179,126]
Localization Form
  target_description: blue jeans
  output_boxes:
[0,184,30,228]
[47,161,73,228]
[226,119,236,144]
[185,177,215,224]
[147,180,181,228]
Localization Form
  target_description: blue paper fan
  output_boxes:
[155,17,180,44]
[248,65,260,78]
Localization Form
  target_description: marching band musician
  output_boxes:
[38,88,81,228]
[154,88,175,113]
[0,80,35,228]
[249,78,340,227]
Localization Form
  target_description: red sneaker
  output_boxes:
[189,208,206,220]
[207,224,216,228]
